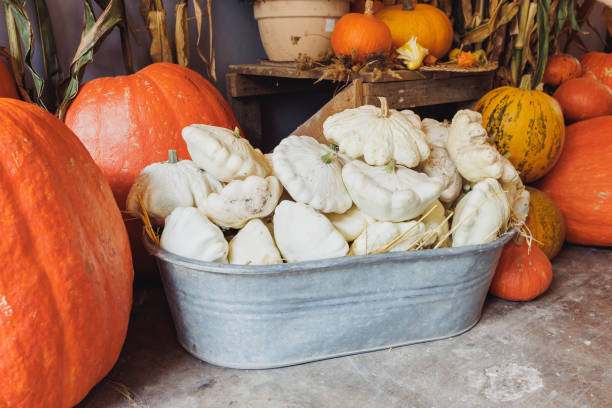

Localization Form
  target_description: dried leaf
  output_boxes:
[147,9,172,62]
[193,0,216,81]
[174,0,189,66]
[604,6,612,37]
[57,0,123,119]
[94,0,133,74]
[462,0,473,27]
[34,0,62,104]
[533,0,551,89]
[2,0,44,105]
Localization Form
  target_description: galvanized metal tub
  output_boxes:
[144,232,513,369]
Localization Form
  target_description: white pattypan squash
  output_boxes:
[323,97,430,168]
[351,221,427,255]
[182,124,271,182]
[203,175,282,229]
[161,207,228,263]
[420,145,463,204]
[420,200,449,247]
[342,160,443,222]
[447,110,504,182]
[499,156,530,225]
[126,150,222,225]
[272,135,352,214]
[273,200,348,262]
[400,109,422,130]
[421,118,450,148]
[228,219,282,265]
[451,178,510,247]
[326,205,376,242]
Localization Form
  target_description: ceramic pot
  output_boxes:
[254,0,350,62]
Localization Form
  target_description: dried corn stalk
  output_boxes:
[175,0,190,66]
[147,0,173,63]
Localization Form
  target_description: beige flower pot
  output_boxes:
[253,0,350,62]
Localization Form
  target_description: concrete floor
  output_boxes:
[78,245,611,408]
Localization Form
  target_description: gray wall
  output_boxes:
[0,1,332,150]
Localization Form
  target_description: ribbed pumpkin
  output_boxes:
[525,187,566,260]
[537,116,612,246]
[331,0,393,62]
[542,53,582,87]
[0,59,18,98]
[0,99,133,407]
[474,78,565,183]
[64,62,239,275]
[490,241,553,301]
[578,52,612,89]
[553,76,612,122]
[375,0,453,59]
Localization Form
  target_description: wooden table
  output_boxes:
[226,63,497,147]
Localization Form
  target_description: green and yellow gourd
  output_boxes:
[474,76,565,183]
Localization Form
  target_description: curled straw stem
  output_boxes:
[137,194,160,246]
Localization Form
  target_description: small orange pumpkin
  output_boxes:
[542,53,582,87]
[0,59,18,99]
[490,241,553,301]
[375,0,453,59]
[474,77,565,183]
[578,52,612,89]
[332,0,393,62]
[525,187,566,260]
[553,76,612,122]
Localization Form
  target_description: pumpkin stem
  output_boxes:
[364,0,374,14]
[402,0,415,11]
[519,74,532,90]
[378,96,390,118]
[232,127,241,138]
[168,150,178,163]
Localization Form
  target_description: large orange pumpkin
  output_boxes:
[64,62,239,275]
[375,0,453,59]
[542,53,582,87]
[0,59,18,98]
[537,116,612,246]
[578,52,612,89]
[331,0,393,62]
[474,81,565,183]
[490,241,553,301]
[0,99,133,407]
[525,186,566,260]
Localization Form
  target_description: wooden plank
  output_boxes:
[227,72,330,98]
[229,64,432,83]
[362,73,495,109]
[292,80,364,144]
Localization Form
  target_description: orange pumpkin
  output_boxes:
[351,0,386,13]
[525,187,566,260]
[0,99,133,407]
[578,52,612,89]
[0,58,18,98]
[64,63,239,275]
[553,76,612,122]
[537,116,612,246]
[474,80,565,183]
[332,0,393,62]
[375,0,453,59]
[542,53,582,87]
[490,241,553,301]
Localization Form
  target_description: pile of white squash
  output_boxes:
[127,97,529,265]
